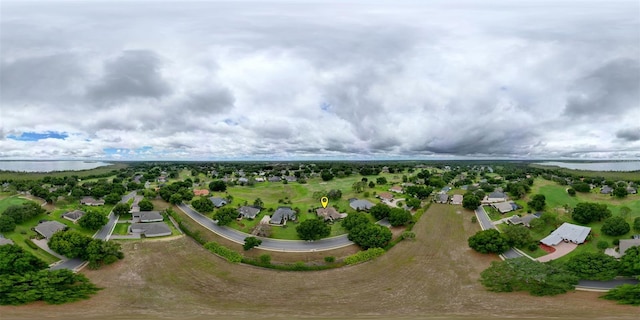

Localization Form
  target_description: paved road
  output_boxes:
[50,191,136,271]
[577,278,639,291]
[177,204,354,252]
[474,206,523,260]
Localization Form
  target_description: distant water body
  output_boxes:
[535,161,640,172]
[0,161,112,173]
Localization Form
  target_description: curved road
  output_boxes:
[177,204,354,252]
[50,191,137,271]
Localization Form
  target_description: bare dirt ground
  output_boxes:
[2,204,637,320]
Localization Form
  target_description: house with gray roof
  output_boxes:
[133,211,163,223]
[349,199,374,211]
[80,196,105,206]
[130,222,171,237]
[492,201,515,214]
[627,186,637,194]
[268,176,282,182]
[541,223,591,246]
[0,235,14,246]
[62,210,85,223]
[482,191,507,204]
[270,207,296,225]
[619,239,640,256]
[507,214,538,227]
[316,207,347,222]
[238,206,261,219]
[435,193,449,204]
[600,186,613,194]
[34,221,67,239]
[451,194,463,205]
[209,197,228,208]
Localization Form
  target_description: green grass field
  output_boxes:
[0,163,128,181]
[113,223,130,235]
[529,163,640,181]
[0,196,29,212]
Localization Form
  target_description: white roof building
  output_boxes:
[540,223,591,246]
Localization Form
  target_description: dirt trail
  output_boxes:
[1,204,637,320]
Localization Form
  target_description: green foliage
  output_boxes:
[503,225,533,248]
[169,193,183,205]
[348,224,392,249]
[597,240,609,250]
[388,208,412,226]
[0,269,101,305]
[633,217,640,232]
[462,194,480,210]
[78,210,108,231]
[85,240,124,269]
[0,201,45,232]
[296,219,331,241]
[0,215,16,232]
[571,182,591,193]
[527,194,546,212]
[243,236,262,251]
[138,199,154,211]
[327,189,342,200]
[567,188,576,196]
[619,246,640,276]
[601,284,640,306]
[601,216,630,236]
[203,242,242,263]
[208,180,227,192]
[259,254,272,265]
[376,177,387,185]
[0,245,48,275]
[565,252,619,280]
[468,229,510,254]
[253,198,264,208]
[401,231,416,240]
[48,230,123,268]
[104,193,121,205]
[480,257,579,296]
[370,203,391,220]
[213,207,238,226]
[24,238,38,250]
[341,212,370,231]
[191,197,214,213]
[571,202,611,224]
[405,197,421,209]
[321,170,334,181]
[613,186,628,198]
[344,248,386,265]
[324,256,335,263]
[113,202,130,216]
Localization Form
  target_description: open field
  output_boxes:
[529,164,640,181]
[2,204,637,320]
[0,163,128,181]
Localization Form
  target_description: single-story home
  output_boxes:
[377,192,394,201]
[80,196,105,206]
[492,201,515,214]
[619,239,640,256]
[482,191,507,204]
[507,214,538,227]
[284,176,297,182]
[209,197,228,208]
[349,199,374,211]
[238,177,249,184]
[133,211,163,223]
[600,186,613,194]
[238,206,260,219]
[270,207,296,225]
[316,207,347,222]
[34,220,67,239]
[451,194,463,205]
[389,186,403,193]
[540,223,591,246]
[627,187,637,194]
[193,189,210,196]
[254,177,265,182]
[130,222,172,237]
[268,176,282,182]
[0,235,14,246]
[435,193,449,204]
[62,210,85,223]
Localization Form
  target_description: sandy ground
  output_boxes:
[1,204,637,320]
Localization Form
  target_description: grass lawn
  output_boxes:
[113,223,130,235]
[0,196,30,212]
[483,205,502,221]
[529,164,640,181]
[0,163,128,181]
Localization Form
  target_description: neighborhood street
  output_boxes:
[177,203,354,252]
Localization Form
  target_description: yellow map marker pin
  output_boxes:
[321,197,329,208]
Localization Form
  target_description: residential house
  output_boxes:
[377,192,394,201]
[0,235,14,246]
[619,239,640,256]
[435,193,449,204]
[238,177,249,184]
[193,189,210,196]
[316,207,347,222]
[507,214,538,227]
[540,223,591,246]
[268,176,282,182]
[254,177,265,182]
[34,221,67,239]
[600,186,613,194]
[80,196,105,206]
[451,194,463,205]
[482,191,507,204]
[133,175,142,183]
[62,210,85,223]
[238,206,261,219]
[349,199,374,211]
[626,187,637,194]
[285,176,297,182]
[130,222,171,237]
[269,207,297,225]
[209,197,228,208]
[132,211,163,223]
[492,201,515,214]
[389,186,404,193]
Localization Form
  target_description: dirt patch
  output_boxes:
[1,204,637,320]
[540,244,556,253]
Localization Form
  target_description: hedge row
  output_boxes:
[203,242,242,263]
[167,208,207,245]
[24,239,39,250]
[344,247,385,265]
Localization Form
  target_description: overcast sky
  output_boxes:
[1,0,639,160]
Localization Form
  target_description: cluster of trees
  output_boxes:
[504,180,532,199]
[527,194,546,212]
[572,202,611,224]
[78,210,108,230]
[468,229,510,254]
[0,245,100,305]
[404,186,434,199]
[296,218,331,240]
[601,216,631,236]
[48,230,124,269]
[369,203,412,227]
[209,180,227,192]
[192,197,214,213]
[159,181,194,204]
[0,201,46,232]
[113,203,131,216]
[213,207,239,226]
[462,192,482,210]
[342,212,392,249]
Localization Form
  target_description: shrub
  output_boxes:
[259,254,271,265]
[597,240,609,250]
[24,238,39,250]
[613,238,620,246]
[468,229,510,254]
[401,231,416,240]
[203,242,242,263]
[601,216,630,237]
[602,284,640,306]
[471,216,477,223]
[344,248,386,265]
[324,256,335,263]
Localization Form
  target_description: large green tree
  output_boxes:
[619,246,640,276]
[502,225,533,248]
[370,203,391,220]
[208,180,227,192]
[602,284,640,306]
[468,229,510,254]
[601,216,630,236]
[634,217,640,232]
[192,197,214,213]
[0,269,100,305]
[138,199,154,211]
[348,224,392,249]
[571,202,611,224]
[112,203,130,216]
[527,194,546,212]
[388,208,412,227]
[243,236,262,250]
[462,194,481,210]
[78,210,108,231]
[565,252,619,281]
[480,257,578,296]
[296,219,331,241]
[213,207,238,226]
[613,187,628,198]
[341,212,370,231]
[0,244,48,275]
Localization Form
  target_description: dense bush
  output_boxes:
[468,229,510,254]
[572,202,611,224]
[602,284,640,306]
[565,252,619,281]
[601,216,630,236]
[48,230,123,269]
[344,248,386,265]
[203,242,242,263]
[296,219,331,241]
[619,246,640,276]
[78,210,108,231]
[388,208,412,226]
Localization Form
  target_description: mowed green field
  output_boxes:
[0,163,128,181]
